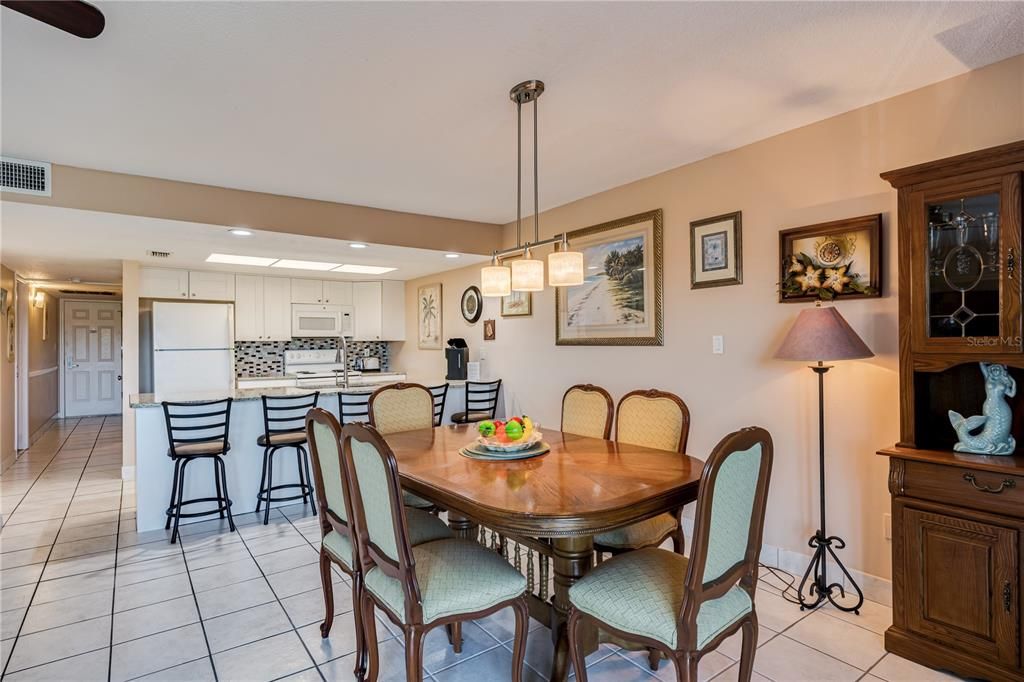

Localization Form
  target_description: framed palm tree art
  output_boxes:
[417,282,443,349]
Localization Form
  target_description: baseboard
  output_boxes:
[121,465,135,481]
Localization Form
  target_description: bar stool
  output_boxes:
[255,392,320,525]
[428,383,449,427]
[338,391,371,425]
[451,379,502,424]
[162,398,235,544]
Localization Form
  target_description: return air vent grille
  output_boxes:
[147,250,172,258]
[1,157,51,196]
[59,290,116,296]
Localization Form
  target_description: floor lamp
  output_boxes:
[775,302,874,614]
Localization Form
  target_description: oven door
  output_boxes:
[291,304,353,337]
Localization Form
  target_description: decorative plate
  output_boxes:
[461,286,483,324]
[476,431,544,452]
[460,441,550,461]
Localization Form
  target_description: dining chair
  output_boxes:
[451,379,502,424]
[427,383,449,427]
[561,384,614,439]
[368,383,438,511]
[340,421,530,682]
[568,426,773,682]
[594,389,691,559]
[304,408,455,680]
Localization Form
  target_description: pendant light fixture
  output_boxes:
[481,80,585,296]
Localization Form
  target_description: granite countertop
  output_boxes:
[130,377,467,407]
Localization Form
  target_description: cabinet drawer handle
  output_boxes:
[1004,581,1012,613]
[963,472,1016,494]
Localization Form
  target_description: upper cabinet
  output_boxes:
[235,275,291,341]
[140,268,234,302]
[323,280,353,306]
[353,280,405,341]
[290,278,353,305]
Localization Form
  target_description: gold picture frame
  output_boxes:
[555,209,664,346]
[501,291,532,317]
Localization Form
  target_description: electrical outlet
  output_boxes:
[884,513,892,540]
[712,335,724,354]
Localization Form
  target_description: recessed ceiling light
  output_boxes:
[349,243,368,249]
[229,228,252,237]
[334,264,398,275]
[271,259,341,271]
[445,253,460,259]
[206,253,278,266]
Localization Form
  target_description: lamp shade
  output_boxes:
[481,264,511,297]
[511,257,545,292]
[548,250,585,286]
[774,305,874,362]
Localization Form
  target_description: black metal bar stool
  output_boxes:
[428,383,449,426]
[162,398,235,544]
[338,391,371,425]
[451,379,502,424]
[255,392,320,525]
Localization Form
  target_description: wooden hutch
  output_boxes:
[880,140,1024,681]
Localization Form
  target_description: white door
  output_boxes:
[263,277,292,340]
[353,281,382,341]
[234,275,264,340]
[323,280,353,305]
[139,268,189,299]
[63,300,123,417]
[188,271,235,301]
[290,279,323,304]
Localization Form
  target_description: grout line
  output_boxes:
[107,417,123,682]
[177,508,221,681]
[122,654,210,682]
[0,420,82,530]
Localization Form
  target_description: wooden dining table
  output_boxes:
[384,424,705,681]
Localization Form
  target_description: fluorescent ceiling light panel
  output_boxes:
[333,264,398,275]
[271,259,341,271]
[206,253,278,266]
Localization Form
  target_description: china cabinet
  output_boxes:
[879,140,1024,682]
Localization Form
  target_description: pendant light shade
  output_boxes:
[548,249,585,286]
[481,260,512,297]
[511,248,545,292]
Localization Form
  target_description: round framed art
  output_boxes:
[460,286,483,323]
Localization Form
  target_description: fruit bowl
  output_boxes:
[476,431,544,453]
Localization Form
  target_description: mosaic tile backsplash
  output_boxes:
[235,338,390,378]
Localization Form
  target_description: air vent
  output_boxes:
[1,157,51,196]
[147,250,172,258]
[59,290,116,296]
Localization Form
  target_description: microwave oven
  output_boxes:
[291,304,354,338]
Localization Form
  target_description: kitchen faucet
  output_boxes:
[336,334,349,388]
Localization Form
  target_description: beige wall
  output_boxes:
[394,54,1024,582]
[26,289,59,436]
[0,264,15,471]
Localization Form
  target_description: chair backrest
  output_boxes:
[340,422,425,622]
[428,383,449,427]
[464,379,502,418]
[304,408,355,546]
[262,392,319,441]
[368,383,435,435]
[338,391,371,425]
[615,389,690,453]
[561,384,614,439]
[162,398,232,456]
[679,427,773,644]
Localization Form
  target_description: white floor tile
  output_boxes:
[5,615,111,673]
[1,647,109,682]
[204,601,293,653]
[753,635,861,682]
[869,652,963,681]
[785,609,886,670]
[110,622,209,682]
[212,630,314,681]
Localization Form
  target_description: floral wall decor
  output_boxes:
[779,214,881,302]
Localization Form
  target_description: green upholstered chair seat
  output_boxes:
[364,538,526,624]
[323,508,452,568]
[594,512,678,549]
[569,547,752,649]
[403,490,435,509]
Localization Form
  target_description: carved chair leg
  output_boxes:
[405,625,425,682]
[648,647,662,670]
[672,509,686,554]
[319,551,334,638]
[445,622,463,653]
[510,597,529,682]
[675,651,698,682]
[567,607,588,682]
[738,613,758,682]
[352,574,368,681]
[361,592,379,682]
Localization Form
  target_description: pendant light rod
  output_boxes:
[492,232,568,260]
[516,97,522,249]
[533,91,539,245]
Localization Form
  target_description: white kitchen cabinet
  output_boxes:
[139,268,189,299]
[381,281,406,341]
[323,280,353,305]
[234,275,291,341]
[188,271,235,301]
[290,279,323,304]
[353,281,383,341]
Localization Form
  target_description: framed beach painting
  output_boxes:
[417,282,442,349]
[555,209,664,346]
[690,211,742,289]
[501,290,532,317]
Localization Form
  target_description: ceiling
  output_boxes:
[0,203,486,284]
[2,2,1022,224]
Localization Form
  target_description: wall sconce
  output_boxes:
[32,291,46,308]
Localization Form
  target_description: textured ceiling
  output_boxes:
[2,1,1022,224]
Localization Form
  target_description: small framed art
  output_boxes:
[690,211,742,289]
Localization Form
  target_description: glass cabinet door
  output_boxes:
[913,173,1022,353]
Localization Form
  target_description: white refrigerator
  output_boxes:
[152,302,235,394]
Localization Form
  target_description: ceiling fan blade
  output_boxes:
[1,1,104,39]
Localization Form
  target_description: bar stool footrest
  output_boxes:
[166,496,233,519]
[257,483,314,505]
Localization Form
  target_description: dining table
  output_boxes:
[383,424,705,681]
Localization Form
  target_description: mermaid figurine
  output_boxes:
[949,363,1016,455]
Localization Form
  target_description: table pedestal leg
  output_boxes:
[550,535,596,682]
[447,511,478,541]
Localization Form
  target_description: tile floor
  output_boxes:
[1,417,966,681]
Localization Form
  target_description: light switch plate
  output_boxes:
[712,335,724,354]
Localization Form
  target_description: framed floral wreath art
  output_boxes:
[779,214,881,302]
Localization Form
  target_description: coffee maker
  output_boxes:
[445,338,468,380]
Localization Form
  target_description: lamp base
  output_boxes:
[797,531,865,613]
